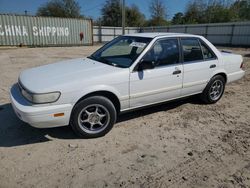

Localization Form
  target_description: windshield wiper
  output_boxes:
[89,55,123,68]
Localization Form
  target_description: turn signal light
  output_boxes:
[54,113,64,117]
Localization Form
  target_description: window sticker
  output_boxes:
[129,42,146,48]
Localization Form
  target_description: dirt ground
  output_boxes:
[0,45,249,188]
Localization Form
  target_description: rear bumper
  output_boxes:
[227,70,245,83]
[10,84,73,128]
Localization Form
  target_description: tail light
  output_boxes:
[240,62,245,70]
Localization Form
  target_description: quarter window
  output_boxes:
[181,38,203,62]
[142,39,180,67]
[199,40,216,60]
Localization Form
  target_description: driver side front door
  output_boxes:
[129,38,183,108]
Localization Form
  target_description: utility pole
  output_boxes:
[122,0,125,35]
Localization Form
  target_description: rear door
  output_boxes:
[181,38,219,96]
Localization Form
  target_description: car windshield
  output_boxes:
[88,36,152,68]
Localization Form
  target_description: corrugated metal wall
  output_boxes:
[93,22,250,46]
[141,22,250,46]
[93,26,139,43]
[0,14,93,46]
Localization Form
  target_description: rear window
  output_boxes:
[181,38,203,62]
[199,40,216,60]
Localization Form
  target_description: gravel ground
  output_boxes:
[0,45,249,188]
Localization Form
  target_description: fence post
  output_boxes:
[230,24,235,46]
[205,25,208,39]
[185,26,188,33]
[98,24,102,43]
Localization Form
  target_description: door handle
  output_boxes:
[210,64,216,68]
[173,70,182,75]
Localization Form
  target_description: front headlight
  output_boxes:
[20,87,60,104]
[31,92,61,104]
[18,81,61,104]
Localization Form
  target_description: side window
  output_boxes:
[181,38,203,62]
[142,39,180,67]
[199,40,216,60]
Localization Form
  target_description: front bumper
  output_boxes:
[10,84,73,128]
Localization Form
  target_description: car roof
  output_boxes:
[125,32,199,38]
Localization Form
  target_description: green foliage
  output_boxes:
[36,0,82,18]
[172,12,185,25]
[101,0,121,26]
[99,0,248,26]
[101,0,145,27]
[126,5,146,27]
[147,0,168,26]
[205,4,235,23]
[182,0,250,24]
[184,0,206,24]
[231,0,250,21]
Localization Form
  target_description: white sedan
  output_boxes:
[10,33,245,138]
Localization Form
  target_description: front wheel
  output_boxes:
[70,96,117,138]
[200,75,226,104]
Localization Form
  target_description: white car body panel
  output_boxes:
[181,59,218,96]
[19,57,130,107]
[129,64,182,108]
[10,33,245,128]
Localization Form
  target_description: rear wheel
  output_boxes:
[200,75,225,104]
[70,96,117,138]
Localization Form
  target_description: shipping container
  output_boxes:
[0,14,93,46]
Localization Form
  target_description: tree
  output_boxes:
[184,0,206,24]
[205,3,235,23]
[230,0,250,21]
[101,0,121,26]
[36,0,82,18]
[183,0,236,24]
[101,0,146,27]
[148,0,168,26]
[126,4,145,27]
[172,12,185,25]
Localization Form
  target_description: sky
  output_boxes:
[0,0,190,20]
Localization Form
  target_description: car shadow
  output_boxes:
[0,103,77,147]
[0,96,203,147]
[117,96,202,123]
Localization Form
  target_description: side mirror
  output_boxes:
[138,59,155,71]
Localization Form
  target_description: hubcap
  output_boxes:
[209,80,223,101]
[78,104,110,134]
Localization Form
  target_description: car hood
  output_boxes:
[19,57,119,93]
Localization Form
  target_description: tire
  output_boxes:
[70,96,117,138]
[200,75,226,104]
